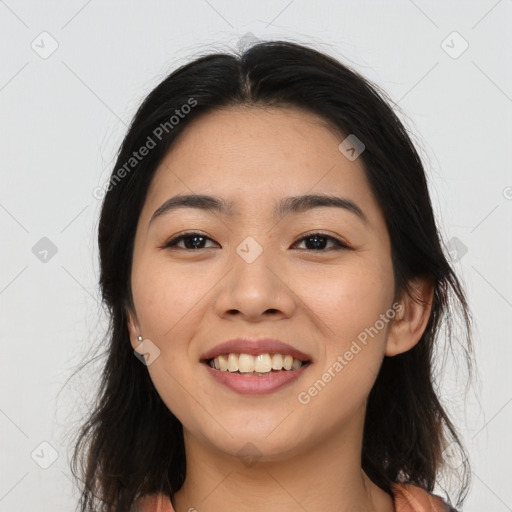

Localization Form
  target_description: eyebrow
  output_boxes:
[148,193,368,227]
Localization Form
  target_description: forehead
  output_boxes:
[156,106,344,177]
[142,106,381,223]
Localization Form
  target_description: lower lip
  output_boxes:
[203,363,310,394]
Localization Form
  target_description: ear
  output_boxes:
[126,308,142,351]
[385,277,435,357]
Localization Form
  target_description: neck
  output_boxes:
[171,408,395,512]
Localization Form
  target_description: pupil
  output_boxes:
[307,235,326,250]
[185,236,204,249]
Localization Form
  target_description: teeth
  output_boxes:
[291,358,302,370]
[209,353,307,373]
[255,354,272,373]
[238,353,254,373]
[271,354,283,370]
[227,353,238,372]
[218,354,228,371]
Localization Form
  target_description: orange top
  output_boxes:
[135,482,454,511]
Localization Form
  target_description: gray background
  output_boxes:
[1,1,511,510]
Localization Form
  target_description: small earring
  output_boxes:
[137,335,143,342]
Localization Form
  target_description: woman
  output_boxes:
[71,40,473,512]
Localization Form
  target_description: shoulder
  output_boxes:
[392,482,457,512]
[135,484,455,512]
[134,492,174,512]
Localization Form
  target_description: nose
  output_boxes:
[213,248,297,322]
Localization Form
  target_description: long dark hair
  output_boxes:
[67,40,474,511]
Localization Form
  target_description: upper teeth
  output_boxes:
[209,353,305,372]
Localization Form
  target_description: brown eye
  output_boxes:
[294,233,350,251]
[164,232,219,250]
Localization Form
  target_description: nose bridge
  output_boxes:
[214,235,296,319]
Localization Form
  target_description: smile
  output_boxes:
[203,353,311,394]
[208,352,308,374]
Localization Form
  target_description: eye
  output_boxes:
[163,231,219,250]
[293,232,350,251]
[161,231,350,251]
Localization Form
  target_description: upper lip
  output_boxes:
[200,338,313,362]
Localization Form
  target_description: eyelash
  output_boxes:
[162,231,351,251]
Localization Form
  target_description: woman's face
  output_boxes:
[128,106,397,460]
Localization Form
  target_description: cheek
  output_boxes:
[293,260,394,409]
[132,259,213,339]
[295,285,391,432]
[131,256,224,376]
[131,262,208,425]
[298,261,394,344]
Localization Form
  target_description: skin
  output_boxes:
[127,106,434,512]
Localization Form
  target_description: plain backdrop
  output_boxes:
[1,1,511,510]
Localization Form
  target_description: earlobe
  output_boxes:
[385,277,434,357]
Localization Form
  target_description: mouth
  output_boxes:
[203,352,311,376]
[200,338,313,394]
[200,349,312,394]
